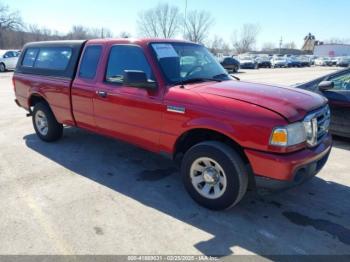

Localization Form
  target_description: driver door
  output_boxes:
[93,44,163,152]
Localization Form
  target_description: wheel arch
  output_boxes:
[0,62,6,70]
[28,93,49,109]
[174,128,248,164]
[173,127,255,188]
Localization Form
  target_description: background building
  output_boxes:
[314,44,350,57]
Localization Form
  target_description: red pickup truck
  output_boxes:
[13,39,332,210]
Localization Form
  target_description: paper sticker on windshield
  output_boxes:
[153,44,178,58]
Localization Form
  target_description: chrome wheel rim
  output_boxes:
[0,64,5,72]
[35,110,48,136]
[190,157,227,199]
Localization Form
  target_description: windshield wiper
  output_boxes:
[213,73,240,81]
[173,77,222,87]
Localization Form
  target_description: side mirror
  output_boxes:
[123,70,157,90]
[318,81,334,91]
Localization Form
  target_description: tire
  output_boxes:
[181,141,248,210]
[0,63,6,72]
[32,102,63,142]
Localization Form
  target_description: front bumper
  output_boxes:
[245,134,332,191]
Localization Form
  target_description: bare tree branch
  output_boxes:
[184,10,214,44]
[231,24,260,54]
[137,3,181,38]
[209,35,231,55]
[0,2,23,48]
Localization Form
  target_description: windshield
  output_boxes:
[151,43,229,84]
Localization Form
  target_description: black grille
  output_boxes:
[316,106,331,143]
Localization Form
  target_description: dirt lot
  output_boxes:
[0,68,349,257]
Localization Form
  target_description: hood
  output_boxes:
[191,80,327,122]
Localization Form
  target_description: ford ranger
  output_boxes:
[13,39,332,210]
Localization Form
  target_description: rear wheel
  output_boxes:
[181,141,248,210]
[0,63,5,72]
[32,102,63,142]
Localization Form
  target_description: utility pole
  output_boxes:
[279,37,283,54]
[183,0,188,38]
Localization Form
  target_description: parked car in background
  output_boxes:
[271,56,288,68]
[220,57,240,73]
[239,55,258,69]
[299,56,311,67]
[287,56,302,67]
[13,39,331,210]
[0,50,20,72]
[330,57,340,66]
[296,68,350,138]
[255,55,272,68]
[314,57,332,66]
[337,57,350,67]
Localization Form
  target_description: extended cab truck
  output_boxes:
[13,39,332,210]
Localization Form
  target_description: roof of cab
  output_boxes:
[85,38,195,45]
[21,38,198,50]
[23,40,86,48]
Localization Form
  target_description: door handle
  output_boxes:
[96,90,108,98]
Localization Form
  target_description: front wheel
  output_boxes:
[32,102,63,142]
[181,141,248,210]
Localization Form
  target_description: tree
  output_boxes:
[209,35,231,55]
[137,3,181,38]
[261,42,276,51]
[119,31,131,38]
[183,10,214,44]
[89,27,113,38]
[0,3,23,48]
[283,41,296,49]
[67,25,89,39]
[231,24,260,54]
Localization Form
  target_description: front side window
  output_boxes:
[22,48,39,67]
[34,47,72,70]
[329,72,350,90]
[106,45,154,84]
[79,45,102,79]
[151,43,229,84]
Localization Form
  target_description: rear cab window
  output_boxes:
[79,45,102,79]
[22,48,39,67]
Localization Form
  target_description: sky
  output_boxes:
[2,0,349,49]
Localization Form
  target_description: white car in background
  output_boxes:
[314,57,332,66]
[0,50,20,72]
[271,56,288,68]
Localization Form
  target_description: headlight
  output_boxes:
[303,118,318,146]
[270,122,306,147]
